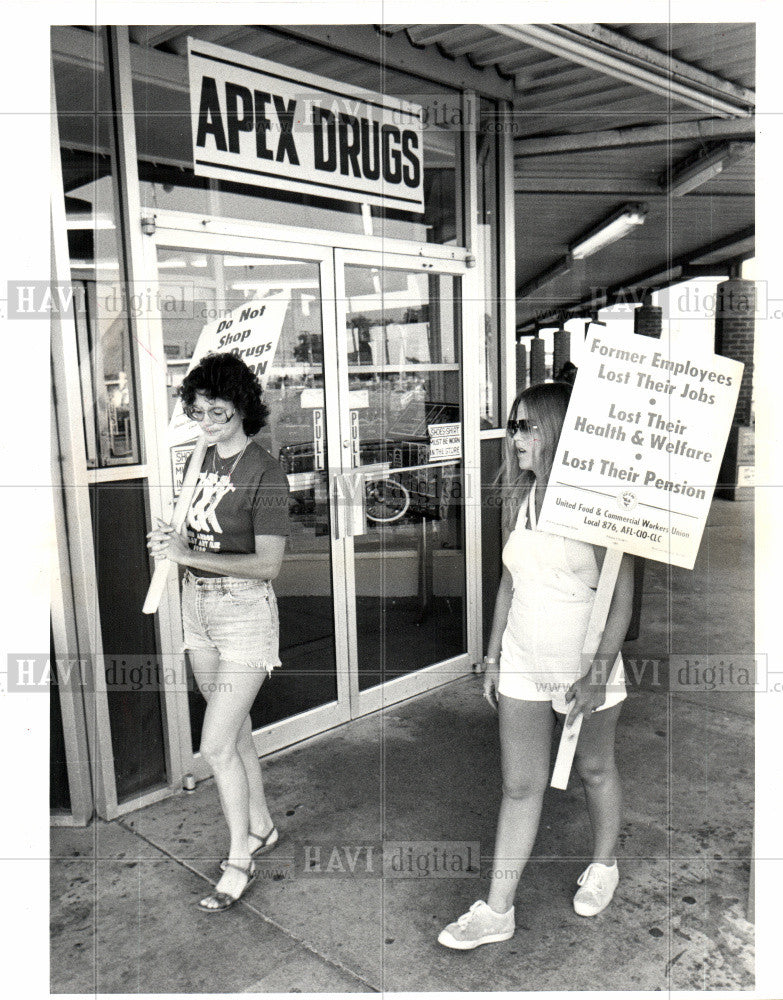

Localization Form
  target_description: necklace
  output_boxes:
[211,440,249,480]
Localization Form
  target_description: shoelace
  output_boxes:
[456,901,484,928]
[577,863,607,892]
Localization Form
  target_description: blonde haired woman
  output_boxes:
[439,381,634,949]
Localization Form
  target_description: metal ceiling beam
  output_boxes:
[514,117,755,157]
[283,25,515,99]
[516,224,755,332]
[491,24,753,117]
[514,179,752,196]
[563,24,755,106]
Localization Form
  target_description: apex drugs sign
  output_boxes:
[188,38,425,213]
[538,330,743,569]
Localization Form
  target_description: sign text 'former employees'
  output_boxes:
[538,330,743,570]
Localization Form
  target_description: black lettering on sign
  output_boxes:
[273,95,299,165]
[339,113,362,177]
[361,119,381,180]
[401,130,421,188]
[225,83,254,154]
[313,108,337,172]
[253,90,274,161]
[195,76,227,152]
[381,125,402,184]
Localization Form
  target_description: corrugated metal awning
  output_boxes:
[126,22,755,334]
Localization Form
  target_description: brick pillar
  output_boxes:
[530,336,546,385]
[714,279,755,500]
[516,342,528,394]
[715,278,755,426]
[552,328,571,379]
[634,293,662,338]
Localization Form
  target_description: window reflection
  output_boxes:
[54,39,142,468]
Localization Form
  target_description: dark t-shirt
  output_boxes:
[184,440,290,578]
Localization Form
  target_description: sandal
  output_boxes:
[197,861,257,913]
[219,826,279,872]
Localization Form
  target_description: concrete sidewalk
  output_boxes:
[51,500,754,993]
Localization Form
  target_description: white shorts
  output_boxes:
[497,649,627,715]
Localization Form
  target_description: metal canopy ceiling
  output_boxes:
[123,22,755,335]
[381,23,754,332]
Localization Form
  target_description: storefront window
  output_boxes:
[477,97,501,428]
[130,27,461,245]
[53,28,142,467]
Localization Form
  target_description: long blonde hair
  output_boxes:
[498,381,573,533]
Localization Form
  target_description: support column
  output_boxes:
[715,278,755,425]
[714,278,755,500]
[552,328,571,378]
[516,341,528,394]
[633,292,662,338]
[530,335,546,385]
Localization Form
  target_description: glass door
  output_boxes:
[148,232,351,778]
[334,250,472,716]
[146,228,475,776]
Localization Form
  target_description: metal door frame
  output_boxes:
[333,247,480,719]
[146,225,481,766]
[146,226,354,779]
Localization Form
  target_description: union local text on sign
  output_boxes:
[538,330,743,570]
[188,38,425,213]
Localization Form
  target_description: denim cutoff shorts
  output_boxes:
[181,569,281,672]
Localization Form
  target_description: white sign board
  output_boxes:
[188,38,425,213]
[169,294,288,487]
[538,330,743,570]
[428,422,462,460]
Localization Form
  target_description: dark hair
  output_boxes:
[499,380,573,532]
[178,353,269,435]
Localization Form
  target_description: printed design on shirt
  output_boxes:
[186,471,235,544]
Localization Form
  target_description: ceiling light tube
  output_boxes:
[661,142,752,197]
[569,204,647,260]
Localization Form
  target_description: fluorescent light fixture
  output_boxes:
[661,142,752,197]
[569,204,647,260]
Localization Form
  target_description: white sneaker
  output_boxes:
[573,861,619,916]
[438,900,515,950]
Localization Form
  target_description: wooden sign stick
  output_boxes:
[550,547,624,789]
[142,435,208,615]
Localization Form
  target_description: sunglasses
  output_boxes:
[184,405,235,424]
[507,418,539,435]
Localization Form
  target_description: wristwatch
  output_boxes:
[483,655,499,665]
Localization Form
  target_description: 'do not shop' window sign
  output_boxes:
[188,38,425,213]
[538,329,743,570]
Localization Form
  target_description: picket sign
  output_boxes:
[142,436,207,615]
[549,548,622,789]
[537,328,744,789]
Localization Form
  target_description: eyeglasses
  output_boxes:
[507,418,539,435]
[184,405,235,424]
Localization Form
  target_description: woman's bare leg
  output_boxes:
[190,652,273,856]
[236,715,274,841]
[191,653,267,903]
[486,697,554,914]
[573,703,623,864]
